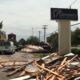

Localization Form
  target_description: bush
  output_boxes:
[71,49,80,55]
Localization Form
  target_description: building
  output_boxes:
[0,30,6,41]
[8,33,16,42]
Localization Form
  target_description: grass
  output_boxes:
[33,53,49,58]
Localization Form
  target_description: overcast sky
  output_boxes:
[0,0,80,40]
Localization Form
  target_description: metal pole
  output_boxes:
[39,31,41,42]
[69,0,78,8]
[32,27,34,37]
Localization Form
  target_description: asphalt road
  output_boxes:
[0,51,35,80]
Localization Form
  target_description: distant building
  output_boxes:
[8,33,16,42]
[0,30,6,41]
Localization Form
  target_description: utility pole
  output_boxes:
[32,27,34,37]
[69,0,78,8]
[38,31,41,42]
[42,25,47,43]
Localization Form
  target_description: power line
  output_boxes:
[71,22,80,26]
[39,22,80,39]
[69,0,78,8]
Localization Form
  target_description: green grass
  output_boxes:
[34,53,49,58]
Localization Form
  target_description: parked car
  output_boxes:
[0,41,15,54]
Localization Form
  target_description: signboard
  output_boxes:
[51,8,78,20]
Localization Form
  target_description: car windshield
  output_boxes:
[0,41,10,46]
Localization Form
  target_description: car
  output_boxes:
[0,41,15,54]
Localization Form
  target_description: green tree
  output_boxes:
[0,21,3,29]
[18,38,26,46]
[47,33,58,52]
[71,28,80,46]
[26,36,39,45]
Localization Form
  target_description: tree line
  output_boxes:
[17,28,80,52]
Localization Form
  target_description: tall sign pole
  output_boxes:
[58,20,71,55]
[51,8,78,55]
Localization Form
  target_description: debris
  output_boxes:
[64,53,75,57]
[21,45,44,53]
[0,52,80,80]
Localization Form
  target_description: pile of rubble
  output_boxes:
[0,53,80,80]
[21,45,44,53]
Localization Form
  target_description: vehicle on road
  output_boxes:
[0,41,15,54]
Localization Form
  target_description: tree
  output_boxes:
[47,32,58,52]
[0,21,3,29]
[26,36,39,45]
[18,38,26,46]
[71,28,80,46]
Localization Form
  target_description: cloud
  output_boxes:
[0,0,80,40]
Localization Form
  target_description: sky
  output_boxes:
[0,0,80,41]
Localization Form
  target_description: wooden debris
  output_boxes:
[7,65,26,76]
[35,62,64,79]
[1,53,80,80]
[7,61,34,76]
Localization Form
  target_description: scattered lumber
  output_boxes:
[1,53,80,80]
[7,61,34,76]
[7,65,26,76]
[35,62,64,79]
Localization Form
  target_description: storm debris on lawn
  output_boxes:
[0,53,80,80]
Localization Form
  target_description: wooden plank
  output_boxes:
[58,55,78,70]
[7,65,26,76]
[35,62,64,79]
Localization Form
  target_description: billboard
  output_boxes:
[51,8,78,20]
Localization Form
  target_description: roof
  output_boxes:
[8,33,16,36]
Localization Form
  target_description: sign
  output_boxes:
[51,8,78,20]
